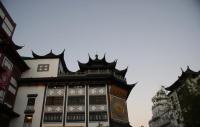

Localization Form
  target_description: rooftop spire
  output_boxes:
[95,54,98,59]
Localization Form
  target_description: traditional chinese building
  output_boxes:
[1,2,136,127]
[149,67,200,127]
[0,1,29,127]
[165,67,200,127]
[9,51,135,127]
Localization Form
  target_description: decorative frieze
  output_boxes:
[67,106,85,112]
[46,89,65,96]
[89,87,106,95]
[44,106,63,113]
[89,105,107,112]
[68,88,85,96]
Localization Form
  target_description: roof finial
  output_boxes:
[95,54,98,59]
[180,67,184,73]
[50,49,53,54]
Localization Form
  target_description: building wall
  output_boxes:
[21,59,60,78]
[9,84,45,127]
[168,91,184,127]
[40,83,110,127]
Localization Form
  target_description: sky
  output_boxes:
[2,0,200,126]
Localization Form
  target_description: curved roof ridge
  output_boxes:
[78,54,117,70]
[32,49,65,58]
[0,39,24,50]
[32,49,71,73]
[115,66,128,77]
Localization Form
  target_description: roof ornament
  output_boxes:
[95,54,98,59]
[88,53,93,62]
[180,67,184,73]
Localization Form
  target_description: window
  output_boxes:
[89,112,107,121]
[24,94,37,113]
[4,91,15,106]
[89,95,106,105]
[27,98,36,106]
[27,94,37,106]
[46,97,63,105]
[23,115,33,127]
[66,112,85,122]
[2,57,13,70]
[43,113,62,122]
[37,64,49,72]
[68,96,85,105]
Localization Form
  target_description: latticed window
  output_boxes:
[37,64,49,72]
[27,98,36,106]
[66,112,85,122]
[89,95,106,105]
[43,113,62,122]
[68,96,85,105]
[89,112,107,121]
[46,96,63,105]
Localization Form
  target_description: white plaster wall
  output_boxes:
[42,123,63,127]
[21,59,60,78]
[89,121,109,127]
[9,85,45,127]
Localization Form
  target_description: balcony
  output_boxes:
[0,2,16,38]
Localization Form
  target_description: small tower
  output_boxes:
[149,86,174,127]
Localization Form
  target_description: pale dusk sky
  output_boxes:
[3,0,200,126]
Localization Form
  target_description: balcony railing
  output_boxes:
[59,69,126,81]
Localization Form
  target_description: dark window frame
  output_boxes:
[46,96,64,106]
[66,112,85,122]
[89,111,108,121]
[27,97,36,106]
[67,96,85,105]
[37,64,49,72]
[89,95,107,105]
[43,113,62,122]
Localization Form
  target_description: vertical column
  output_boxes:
[88,84,109,127]
[65,85,86,127]
[42,83,65,126]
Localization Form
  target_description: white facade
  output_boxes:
[10,85,45,127]
[41,84,109,127]
[21,58,60,78]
